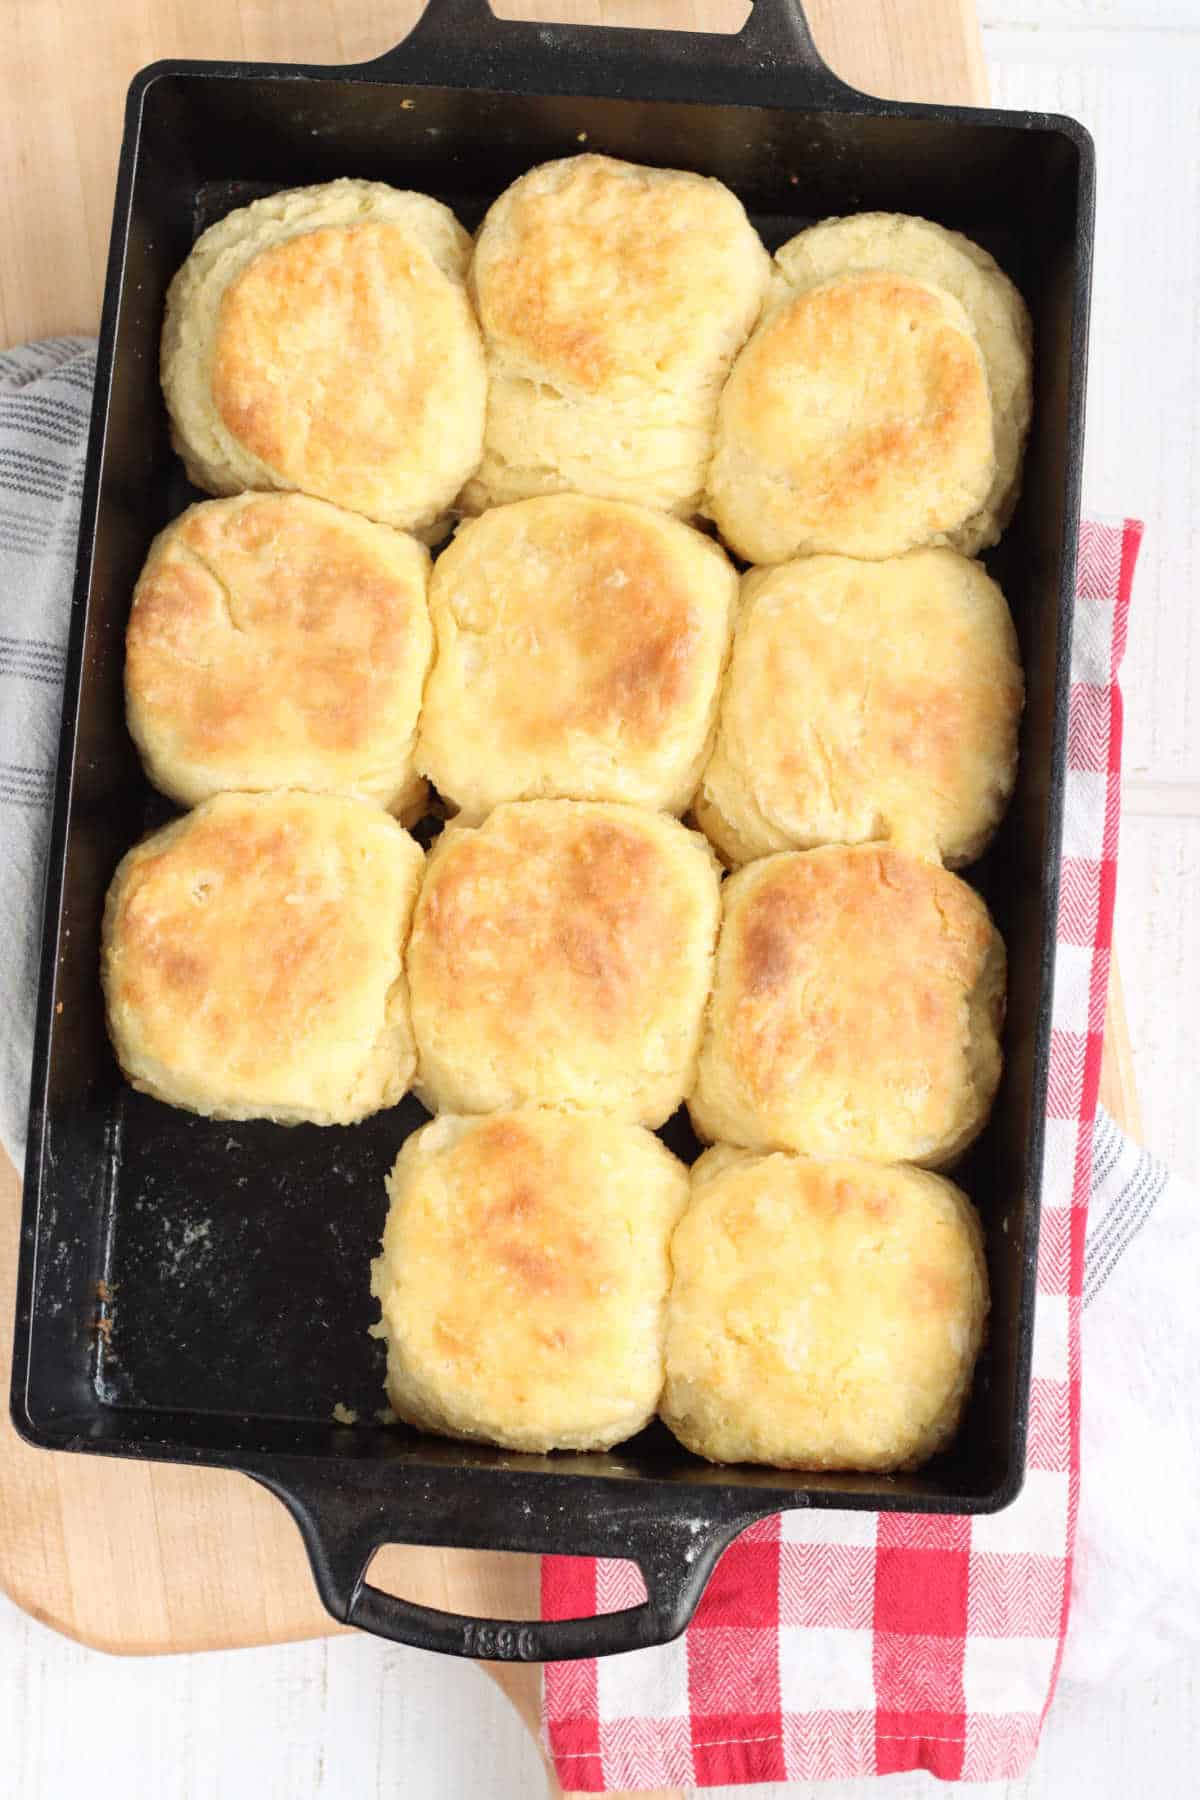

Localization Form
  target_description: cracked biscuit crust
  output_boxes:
[464,155,770,516]
[102,791,424,1125]
[688,844,1005,1166]
[773,212,1033,556]
[406,800,722,1125]
[705,270,995,563]
[161,180,485,535]
[661,1146,988,1471]
[694,549,1023,868]
[371,1108,689,1452]
[125,493,433,818]
[417,495,737,820]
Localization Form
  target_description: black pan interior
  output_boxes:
[17,68,1087,1519]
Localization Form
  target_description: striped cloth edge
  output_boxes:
[0,337,95,1163]
[1082,1105,1166,1310]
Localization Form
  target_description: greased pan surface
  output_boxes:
[11,0,1093,1660]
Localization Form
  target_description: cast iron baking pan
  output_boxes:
[11,0,1093,1661]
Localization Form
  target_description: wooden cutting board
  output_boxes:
[0,5,1141,1796]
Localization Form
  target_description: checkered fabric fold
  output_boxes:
[541,518,1144,1790]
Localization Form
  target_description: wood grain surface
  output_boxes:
[0,6,1135,1799]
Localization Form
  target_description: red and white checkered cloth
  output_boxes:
[541,516,1144,1791]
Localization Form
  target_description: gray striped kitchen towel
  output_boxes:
[1,336,93,1157]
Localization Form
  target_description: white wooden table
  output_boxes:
[4,4,1199,1795]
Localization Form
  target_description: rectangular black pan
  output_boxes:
[11,0,1093,1662]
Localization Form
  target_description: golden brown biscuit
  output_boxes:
[161,180,486,535]
[661,1146,988,1471]
[371,1108,689,1452]
[102,791,423,1125]
[465,154,770,515]
[705,270,995,563]
[407,800,721,1124]
[774,213,1033,554]
[689,845,1005,1165]
[125,493,432,818]
[695,549,1023,868]
[418,495,737,820]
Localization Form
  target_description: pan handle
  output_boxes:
[366,0,860,106]
[253,1462,762,1661]
[344,1522,718,1660]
